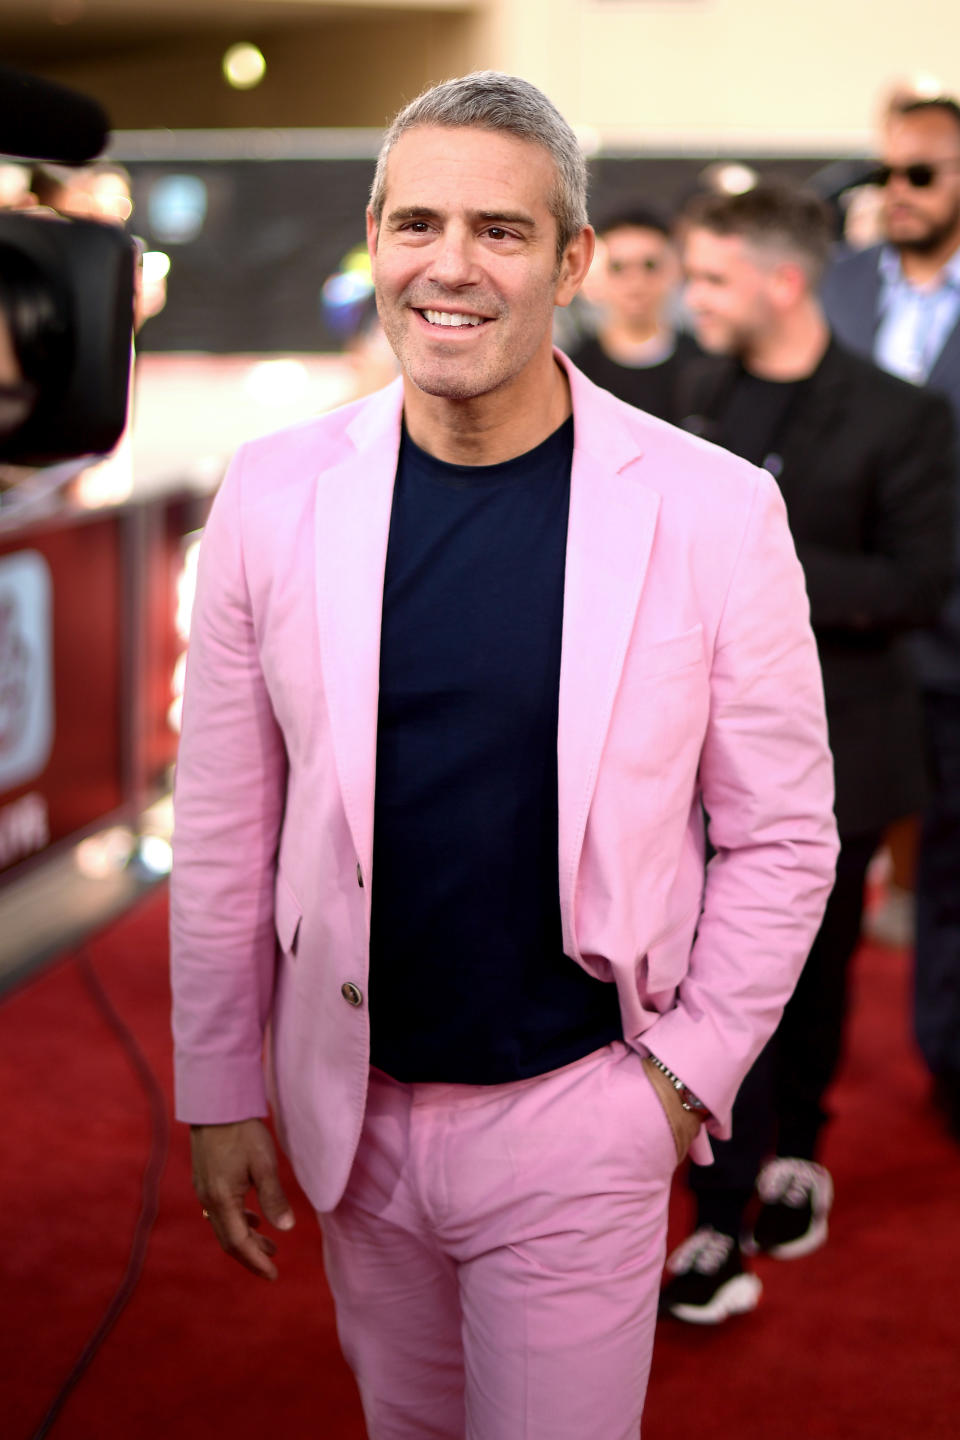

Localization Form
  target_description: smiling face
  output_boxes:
[366,124,591,404]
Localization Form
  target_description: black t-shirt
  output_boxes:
[717,365,805,470]
[569,331,699,424]
[368,416,623,1084]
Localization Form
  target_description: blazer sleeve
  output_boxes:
[794,388,956,631]
[641,470,839,1138]
[170,445,288,1125]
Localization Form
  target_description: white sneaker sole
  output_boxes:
[764,1213,830,1259]
[667,1272,763,1325]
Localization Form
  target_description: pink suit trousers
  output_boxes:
[319,1042,677,1440]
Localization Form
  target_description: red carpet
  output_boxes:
[3,888,959,1439]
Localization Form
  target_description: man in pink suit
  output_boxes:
[171,72,838,1439]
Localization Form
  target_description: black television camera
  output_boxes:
[0,63,135,467]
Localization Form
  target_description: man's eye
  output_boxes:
[485,227,510,240]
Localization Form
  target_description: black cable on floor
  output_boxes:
[28,944,171,1440]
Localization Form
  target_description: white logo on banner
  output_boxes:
[0,550,55,792]
[0,792,50,868]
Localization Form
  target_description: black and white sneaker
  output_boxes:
[660,1227,762,1325]
[744,1157,834,1259]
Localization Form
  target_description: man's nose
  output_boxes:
[426,225,477,288]
[884,170,915,198]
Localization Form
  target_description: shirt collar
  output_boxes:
[879,241,960,293]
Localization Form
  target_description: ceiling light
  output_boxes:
[223,43,267,91]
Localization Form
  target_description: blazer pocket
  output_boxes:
[275,870,303,957]
[628,623,704,679]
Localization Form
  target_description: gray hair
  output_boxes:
[369,71,589,261]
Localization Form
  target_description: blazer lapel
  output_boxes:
[843,250,884,354]
[927,311,960,391]
[557,358,661,958]
[771,339,850,498]
[313,379,403,915]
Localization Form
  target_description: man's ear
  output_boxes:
[555,225,596,308]
[366,207,379,263]
[771,259,807,308]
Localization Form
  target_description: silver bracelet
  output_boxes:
[646,1053,708,1113]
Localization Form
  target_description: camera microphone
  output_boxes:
[0,64,109,164]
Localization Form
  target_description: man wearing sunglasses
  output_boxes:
[824,98,960,1148]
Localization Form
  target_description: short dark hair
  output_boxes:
[682,182,834,285]
[896,96,960,139]
[595,206,671,241]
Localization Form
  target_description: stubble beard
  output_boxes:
[377,286,559,403]
[375,290,506,400]
[890,196,960,255]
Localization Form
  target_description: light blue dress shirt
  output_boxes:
[874,243,960,384]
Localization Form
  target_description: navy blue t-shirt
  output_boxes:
[368,416,623,1084]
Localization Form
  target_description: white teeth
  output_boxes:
[422,309,485,327]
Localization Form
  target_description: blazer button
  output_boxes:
[341,981,363,1008]
[356,863,364,888]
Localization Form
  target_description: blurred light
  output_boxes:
[701,162,759,196]
[0,163,31,208]
[912,73,945,98]
[244,358,310,407]
[136,834,173,877]
[175,535,202,643]
[323,269,374,310]
[148,175,207,245]
[141,250,171,284]
[574,126,602,158]
[167,695,183,734]
[168,652,187,735]
[321,243,375,337]
[74,826,136,879]
[223,43,267,91]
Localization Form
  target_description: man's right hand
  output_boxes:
[190,1118,295,1281]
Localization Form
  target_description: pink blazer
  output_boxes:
[171,354,838,1212]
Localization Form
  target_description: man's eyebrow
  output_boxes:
[385,206,443,224]
[384,206,538,229]
[473,210,537,229]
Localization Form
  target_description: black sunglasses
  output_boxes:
[608,257,662,274]
[869,160,960,188]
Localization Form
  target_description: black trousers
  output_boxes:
[691,830,881,1239]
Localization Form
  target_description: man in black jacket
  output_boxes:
[660,182,955,1324]
[822,97,960,1141]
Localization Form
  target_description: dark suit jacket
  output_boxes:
[822,243,960,692]
[677,337,956,837]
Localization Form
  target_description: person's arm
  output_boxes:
[641,1054,707,1161]
[639,468,840,1140]
[795,389,956,631]
[170,445,294,1278]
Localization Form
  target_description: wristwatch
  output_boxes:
[645,1053,709,1115]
